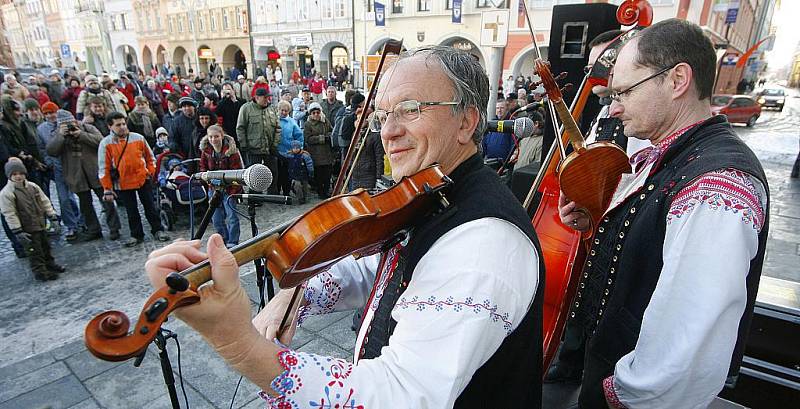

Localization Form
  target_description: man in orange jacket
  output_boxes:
[98,111,170,247]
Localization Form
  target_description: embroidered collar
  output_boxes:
[630,118,707,171]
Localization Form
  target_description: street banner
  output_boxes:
[375,2,386,26]
[452,0,462,24]
[480,10,510,47]
[518,0,526,28]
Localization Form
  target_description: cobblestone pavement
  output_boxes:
[1,92,798,408]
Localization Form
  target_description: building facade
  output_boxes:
[250,0,353,80]
[164,0,251,79]
[0,1,14,67]
[132,0,168,76]
[107,0,140,73]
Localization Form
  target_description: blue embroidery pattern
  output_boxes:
[264,350,363,409]
[396,295,513,334]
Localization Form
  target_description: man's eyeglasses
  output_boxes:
[608,66,673,104]
[369,99,460,132]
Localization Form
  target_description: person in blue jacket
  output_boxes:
[277,100,303,196]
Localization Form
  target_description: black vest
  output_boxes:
[576,116,769,407]
[361,154,545,408]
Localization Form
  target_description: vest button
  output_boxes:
[570,312,576,318]
[630,207,636,214]
[601,299,606,306]
[598,309,604,316]
[590,250,596,256]
[587,261,592,267]
[648,184,655,191]
[604,289,610,295]
[618,232,625,238]
[616,244,621,251]
[624,220,630,227]
[639,194,646,200]
[598,227,605,233]
[613,256,618,262]
[584,272,588,278]
[594,238,600,245]
[575,302,580,308]
[608,279,613,285]
[610,268,615,274]
[604,217,609,223]
[580,282,585,288]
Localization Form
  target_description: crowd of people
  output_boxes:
[0,63,381,281]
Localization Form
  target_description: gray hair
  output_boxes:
[396,46,489,145]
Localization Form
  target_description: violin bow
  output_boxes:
[332,39,404,195]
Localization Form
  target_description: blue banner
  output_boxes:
[725,7,738,24]
[375,2,386,26]
[452,0,462,24]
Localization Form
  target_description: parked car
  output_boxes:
[711,95,761,127]
[757,88,785,111]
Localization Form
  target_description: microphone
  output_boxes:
[512,101,543,115]
[234,194,293,205]
[486,117,535,139]
[193,164,273,192]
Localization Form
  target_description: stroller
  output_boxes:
[154,152,207,231]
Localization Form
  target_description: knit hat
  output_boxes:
[254,87,268,97]
[56,109,76,126]
[166,92,181,103]
[155,126,169,136]
[307,102,322,112]
[23,98,40,111]
[291,140,302,150]
[84,74,98,83]
[5,157,27,177]
[178,96,197,107]
[167,158,181,169]
[41,102,59,114]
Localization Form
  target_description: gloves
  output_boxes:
[47,215,62,236]
[13,229,32,248]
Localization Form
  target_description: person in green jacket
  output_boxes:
[235,87,281,193]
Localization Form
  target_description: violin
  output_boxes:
[84,164,451,362]
[517,0,653,373]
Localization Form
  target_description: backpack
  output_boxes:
[331,106,350,150]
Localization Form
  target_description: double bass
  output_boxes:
[517,0,654,372]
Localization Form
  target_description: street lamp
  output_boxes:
[180,0,207,75]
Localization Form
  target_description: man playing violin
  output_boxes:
[145,46,544,408]
[559,19,769,408]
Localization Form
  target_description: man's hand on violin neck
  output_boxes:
[144,235,285,393]
[145,236,254,344]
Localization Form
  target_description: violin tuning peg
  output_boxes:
[556,72,568,81]
[561,83,574,93]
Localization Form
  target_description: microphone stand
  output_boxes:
[133,185,224,409]
[246,196,275,307]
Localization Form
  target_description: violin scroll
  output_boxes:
[616,0,653,27]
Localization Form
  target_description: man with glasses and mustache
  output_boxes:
[558,19,769,408]
[144,46,544,408]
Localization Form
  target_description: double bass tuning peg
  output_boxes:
[556,72,568,81]
[561,83,574,93]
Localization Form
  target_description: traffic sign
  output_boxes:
[60,44,71,59]
[480,10,510,47]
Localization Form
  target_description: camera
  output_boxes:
[66,124,78,133]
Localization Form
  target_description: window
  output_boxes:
[210,12,217,30]
[418,0,430,11]
[109,16,116,31]
[237,7,245,29]
[198,13,204,31]
[367,0,373,12]
[476,0,491,8]
[121,13,128,30]
[322,0,332,18]
[560,22,588,58]
[178,17,183,32]
[445,0,452,10]
[168,18,174,33]
[155,15,161,31]
[298,0,308,20]
[223,9,229,29]
[334,0,345,17]
[393,0,403,13]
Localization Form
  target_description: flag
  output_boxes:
[518,0,526,28]
[375,2,386,26]
[452,0,462,24]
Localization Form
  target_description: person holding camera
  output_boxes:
[98,112,169,247]
[0,158,65,281]
[47,110,122,242]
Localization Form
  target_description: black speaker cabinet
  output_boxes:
[541,3,621,162]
